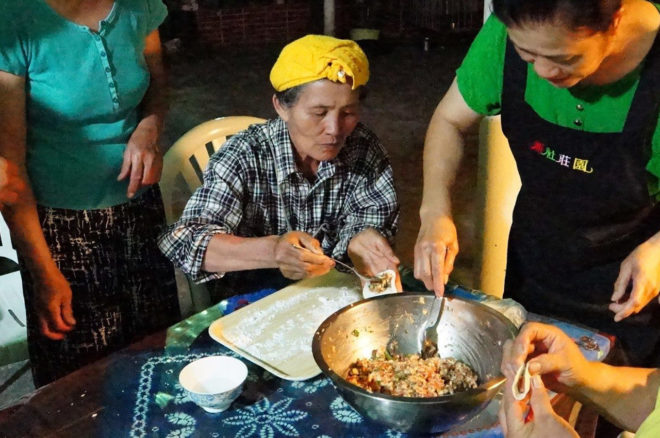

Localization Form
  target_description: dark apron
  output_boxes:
[501,34,660,366]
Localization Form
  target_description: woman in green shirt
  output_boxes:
[415,0,660,366]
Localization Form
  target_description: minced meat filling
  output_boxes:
[368,271,394,292]
[345,351,478,397]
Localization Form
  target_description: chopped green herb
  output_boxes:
[351,329,360,337]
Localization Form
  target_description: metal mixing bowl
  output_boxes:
[312,293,517,434]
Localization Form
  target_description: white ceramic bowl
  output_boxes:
[179,355,248,413]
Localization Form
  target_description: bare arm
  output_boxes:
[140,29,168,138]
[118,29,168,198]
[203,235,281,272]
[0,70,75,339]
[0,156,25,208]
[575,363,660,432]
[499,363,660,438]
[203,231,333,280]
[414,78,483,295]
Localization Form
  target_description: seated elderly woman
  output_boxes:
[159,35,400,298]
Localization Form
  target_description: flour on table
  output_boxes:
[222,286,360,364]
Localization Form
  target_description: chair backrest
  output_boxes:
[161,116,266,224]
[0,213,28,366]
[473,116,520,297]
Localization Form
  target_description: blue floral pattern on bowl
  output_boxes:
[185,383,244,413]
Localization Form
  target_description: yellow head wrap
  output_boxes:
[270,34,369,92]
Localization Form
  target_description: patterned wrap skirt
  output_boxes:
[21,186,180,387]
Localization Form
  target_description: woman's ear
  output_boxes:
[272,94,289,122]
[609,5,624,34]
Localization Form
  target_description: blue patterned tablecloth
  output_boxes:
[103,344,501,438]
[100,285,611,438]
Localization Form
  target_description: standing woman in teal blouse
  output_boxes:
[0,0,180,386]
[415,0,660,367]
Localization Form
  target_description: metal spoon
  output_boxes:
[419,296,445,359]
[290,243,376,282]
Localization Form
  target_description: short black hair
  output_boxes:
[274,83,308,108]
[492,0,622,32]
[274,80,368,108]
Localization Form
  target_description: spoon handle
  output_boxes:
[290,243,370,282]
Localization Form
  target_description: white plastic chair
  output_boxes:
[0,213,28,366]
[161,116,266,317]
[473,116,521,297]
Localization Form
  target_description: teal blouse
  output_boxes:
[0,0,167,209]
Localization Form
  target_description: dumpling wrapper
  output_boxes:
[362,269,398,299]
[512,362,532,401]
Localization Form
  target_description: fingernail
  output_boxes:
[532,375,542,388]
[528,362,541,374]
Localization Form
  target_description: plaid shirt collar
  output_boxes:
[267,118,348,187]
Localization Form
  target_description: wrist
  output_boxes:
[571,361,607,399]
[419,208,453,225]
[28,259,60,284]
[419,193,452,220]
[137,114,162,138]
[269,235,283,266]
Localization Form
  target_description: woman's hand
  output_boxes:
[347,228,401,289]
[609,234,660,322]
[499,373,579,438]
[414,214,458,296]
[33,266,76,340]
[274,231,334,280]
[118,29,167,199]
[117,119,163,199]
[0,157,25,209]
[501,322,591,395]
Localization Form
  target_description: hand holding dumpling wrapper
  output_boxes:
[512,362,532,400]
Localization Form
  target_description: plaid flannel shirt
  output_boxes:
[158,118,399,283]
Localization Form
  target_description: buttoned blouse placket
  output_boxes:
[95,24,119,112]
[80,12,119,112]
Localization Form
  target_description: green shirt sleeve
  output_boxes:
[646,120,660,197]
[455,14,508,116]
[635,384,660,438]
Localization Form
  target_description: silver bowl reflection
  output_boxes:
[312,293,517,435]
